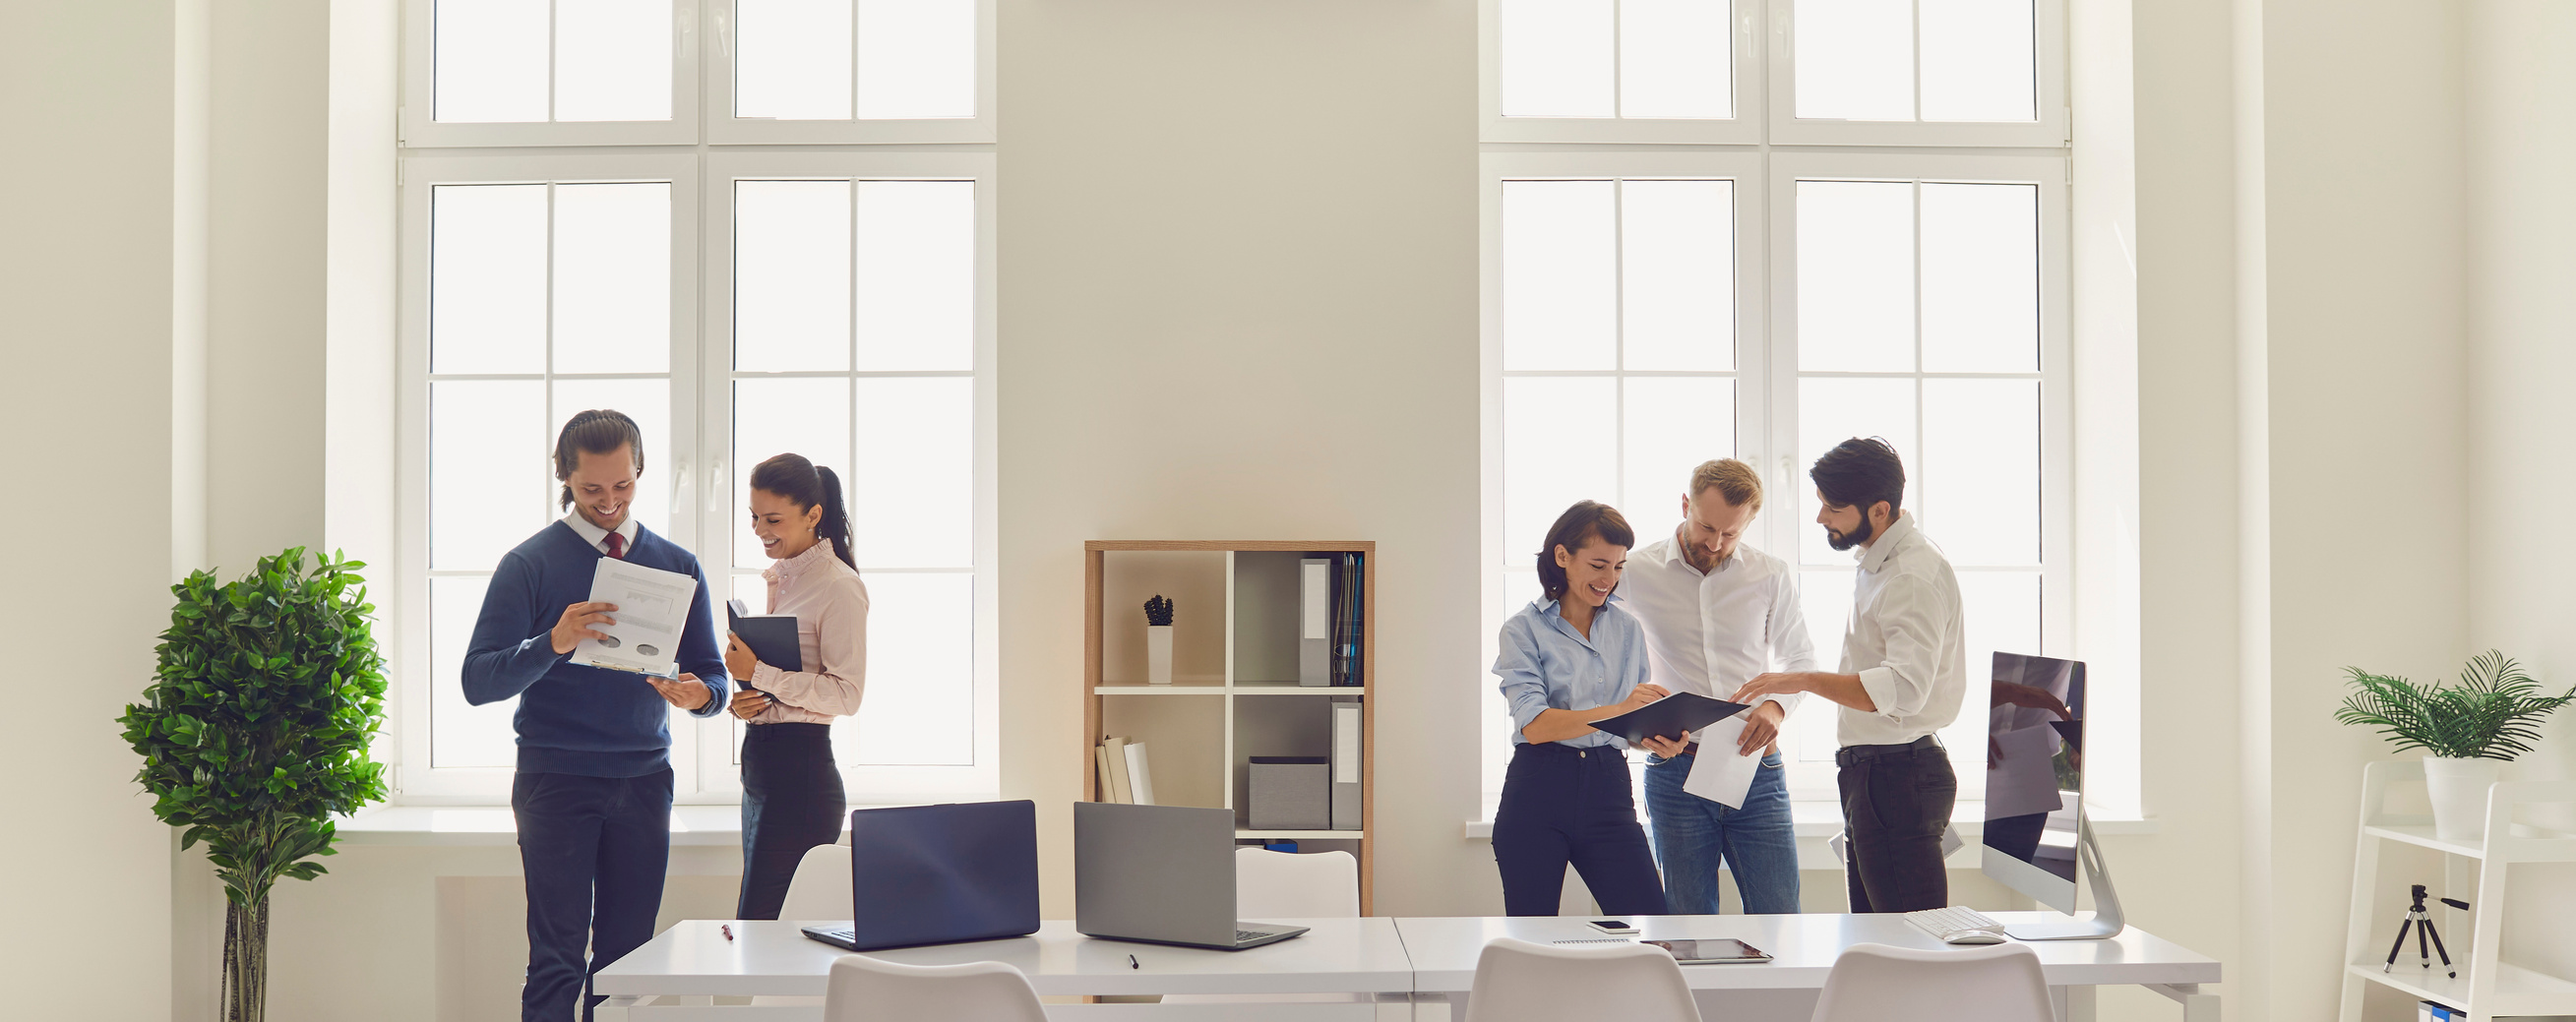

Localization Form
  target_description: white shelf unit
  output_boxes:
[1082,541,1376,911]
[2338,759,2576,1022]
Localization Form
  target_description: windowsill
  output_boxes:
[333,795,996,846]
[1459,801,2160,842]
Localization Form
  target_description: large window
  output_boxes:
[1480,0,2070,808]
[396,2,998,804]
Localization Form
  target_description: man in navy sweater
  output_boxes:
[463,409,729,1022]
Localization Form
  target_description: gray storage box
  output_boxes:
[1248,756,1330,830]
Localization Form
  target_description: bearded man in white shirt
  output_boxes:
[1621,458,1817,914]
[1734,437,1966,914]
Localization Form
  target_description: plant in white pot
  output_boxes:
[1144,595,1175,685]
[2335,650,2575,842]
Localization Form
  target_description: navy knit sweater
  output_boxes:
[461,520,730,777]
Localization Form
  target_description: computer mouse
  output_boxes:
[1945,932,2007,945]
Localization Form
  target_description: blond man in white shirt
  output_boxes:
[1621,459,1816,914]
[1735,438,1966,913]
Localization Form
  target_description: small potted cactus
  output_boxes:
[1144,595,1175,685]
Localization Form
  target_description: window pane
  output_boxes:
[843,571,974,765]
[737,0,855,119]
[431,380,549,571]
[856,0,976,119]
[855,181,976,371]
[1502,181,1617,371]
[1796,180,1915,373]
[1620,0,1731,119]
[734,378,852,569]
[1797,376,1916,564]
[432,184,548,375]
[552,183,671,373]
[1500,0,1615,117]
[1923,378,2038,565]
[551,379,671,539]
[554,0,673,122]
[735,180,853,372]
[1503,377,1619,562]
[1920,183,2038,373]
[1620,376,1734,545]
[1786,569,1850,762]
[431,574,521,768]
[1793,0,1913,120]
[435,0,548,123]
[1920,0,2035,122]
[1621,180,1734,372]
[851,377,972,569]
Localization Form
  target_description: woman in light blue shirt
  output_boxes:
[1490,500,1678,917]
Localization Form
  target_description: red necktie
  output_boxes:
[605,532,626,560]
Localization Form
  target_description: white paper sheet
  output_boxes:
[575,557,696,678]
[1984,723,2067,819]
[1682,716,1762,809]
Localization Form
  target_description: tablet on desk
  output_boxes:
[1643,938,1771,964]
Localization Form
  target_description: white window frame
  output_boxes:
[706,0,999,146]
[694,150,1002,802]
[1477,0,1766,145]
[395,151,707,802]
[1762,0,2069,148]
[400,0,705,149]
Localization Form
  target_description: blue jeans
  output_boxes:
[1643,751,1801,914]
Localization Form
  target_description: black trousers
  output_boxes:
[1492,742,1670,917]
[1837,741,1957,913]
[1984,812,2051,866]
[513,767,673,1022]
[737,722,847,920]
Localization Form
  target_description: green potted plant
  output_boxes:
[1144,594,1175,685]
[2336,649,2575,842]
[118,548,390,1022]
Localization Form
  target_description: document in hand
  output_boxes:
[1586,691,1751,748]
[577,558,696,679]
[1683,715,1763,810]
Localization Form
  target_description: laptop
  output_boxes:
[1074,802,1310,951]
[800,800,1041,952]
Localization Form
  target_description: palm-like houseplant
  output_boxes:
[2336,649,2575,841]
[118,548,390,1022]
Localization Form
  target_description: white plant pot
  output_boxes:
[2423,755,2501,843]
[1146,626,1174,686]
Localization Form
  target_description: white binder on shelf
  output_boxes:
[1123,742,1156,806]
[1301,559,1331,686]
[1330,700,1362,829]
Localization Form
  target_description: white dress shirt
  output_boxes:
[1834,510,1968,747]
[1622,535,1818,729]
[561,511,641,557]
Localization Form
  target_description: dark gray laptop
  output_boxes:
[1073,803,1309,951]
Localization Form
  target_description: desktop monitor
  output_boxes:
[1981,652,2088,913]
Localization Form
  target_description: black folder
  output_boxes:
[725,598,802,674]
[1585,692,1752,746]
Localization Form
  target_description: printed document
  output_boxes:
[1683,716,1762,809]
[1984,723,2067,819]
[576,558,695,678]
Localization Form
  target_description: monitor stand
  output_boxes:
[2003,817,2125,941]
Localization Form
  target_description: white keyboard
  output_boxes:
[1904,906,2008,944]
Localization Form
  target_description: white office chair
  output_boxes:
[1807,941,2054,1022]
[777,843,853,921]
[1161,848,1365,1007]
[1461,937,1700,1022]
[823,954,1048,1022]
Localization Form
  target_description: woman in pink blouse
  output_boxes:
[723,452,870,920]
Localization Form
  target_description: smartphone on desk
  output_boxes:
[1585,920,1639,935]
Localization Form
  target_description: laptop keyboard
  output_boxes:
[1237,930,1272,942]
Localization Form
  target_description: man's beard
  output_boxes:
[1825,514,1874,551]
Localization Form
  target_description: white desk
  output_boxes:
[593,914,2218,1021]
[1395,914,2220,1022]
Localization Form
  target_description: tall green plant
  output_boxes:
[2335,649,2576,760]
[119,548,389,1022]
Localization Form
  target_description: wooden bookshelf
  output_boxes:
[1081,540,1377,913]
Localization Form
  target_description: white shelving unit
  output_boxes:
[2338,759,2576,1022]
[1081,541,1376,911]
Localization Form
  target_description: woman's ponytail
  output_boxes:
[812,464,855,570]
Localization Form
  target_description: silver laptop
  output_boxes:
[1073,803,1310,951]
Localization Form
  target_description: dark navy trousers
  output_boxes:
[1492,742,1670,917]
[513,767,674,1022]
[736,722,847,920]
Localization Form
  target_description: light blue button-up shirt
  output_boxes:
[1494,596,1654,749]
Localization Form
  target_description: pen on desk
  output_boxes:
[721,924,734,942]
[1129,954,1139,970]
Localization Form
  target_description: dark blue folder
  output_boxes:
[802,800,1041,951]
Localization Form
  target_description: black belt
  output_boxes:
[1833,735,1941,767]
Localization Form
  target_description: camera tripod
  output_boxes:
[2382,884,2469,979]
